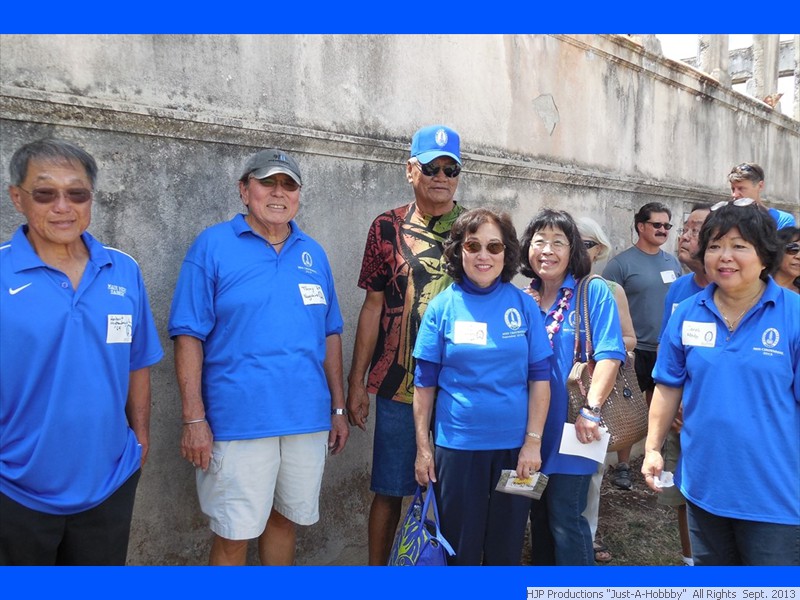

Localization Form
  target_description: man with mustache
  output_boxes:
[602,202,682,490]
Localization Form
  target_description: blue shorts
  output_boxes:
[370,396,417,497]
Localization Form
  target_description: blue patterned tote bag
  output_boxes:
[387,485,455,566]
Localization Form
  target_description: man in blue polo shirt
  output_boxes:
[0,138,163,565]
[169,148,348,566]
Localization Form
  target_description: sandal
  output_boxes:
[611,462,632,490]
[594,541,613,563]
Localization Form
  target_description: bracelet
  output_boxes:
[579,408,601,423]
[525,431,542,441]
[182,418,206,425]
[331,408,347,416]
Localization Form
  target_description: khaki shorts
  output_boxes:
[197,432,328,540]
[657,429,686,507]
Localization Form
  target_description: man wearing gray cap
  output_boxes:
[346,125,466,565]
[169,148,348,565]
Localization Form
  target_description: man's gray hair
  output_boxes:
[9,138,98,187]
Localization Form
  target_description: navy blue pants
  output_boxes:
[434,446,530,566]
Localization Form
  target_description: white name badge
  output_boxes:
[681,321,716,347]
[298,283,326,305]
[671,302,679,315]
[661,270,678,284]
[453,321,488,345]
[107,314,133,344]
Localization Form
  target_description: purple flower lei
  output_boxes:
[545,287,573,347]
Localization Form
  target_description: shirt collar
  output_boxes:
[10,225,111,273]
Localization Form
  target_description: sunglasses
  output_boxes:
[678,228,701,239]
[710,197,756,211]
[415,161,461,178]
[462,240,505,255]
[646,221,673,230]
[785,242,800,256]
[251,176,301,192]
[18,186,93,204]
[582,240,600,250]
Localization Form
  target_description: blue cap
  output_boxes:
[410,125,461,165]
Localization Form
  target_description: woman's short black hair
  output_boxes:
[696,202,781,281]
[776,226,800,246]
[519,208,591,280]
[443,208,520,284]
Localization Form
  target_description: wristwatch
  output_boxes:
[584,404,601,415]
[331,408,348,416]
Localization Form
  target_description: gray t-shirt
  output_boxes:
[602,246,682,351]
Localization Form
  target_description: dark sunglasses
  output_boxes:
[785,243,800,256]
[462,240,505,255]
[710,197,756,211]
[250,176,301,192]
[416,161,461,178]
[646,221,673,230]
[582,240,600,250]
[19,186,93,204]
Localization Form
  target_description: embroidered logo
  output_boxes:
[302,252,313,268]
[504,308,522,330]
[435,128,448,147]
[108,284,127,297]
[8,283,32,295]
[761,328,780,348]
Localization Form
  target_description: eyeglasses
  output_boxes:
[710,197,756,211]
[18,186,93,204]
[250,175,301,192]
[462,240,505,255]
[785,243,800,256]
[532,239,569,250]
[415,161,461,178]
[677,228,701,239]
[646,221,673,230]
[582,240,600,250]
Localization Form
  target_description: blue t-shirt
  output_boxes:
[658,273,705,342]
[532,274,627,476]
[1,227,163,514]
[168,214,343,440]
[655,279,800,525]
[413,280,553,450]
[768,207,797,230]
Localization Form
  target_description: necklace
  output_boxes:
[544,287,573,347]
[268,227,291,246]
[717,287,763,332]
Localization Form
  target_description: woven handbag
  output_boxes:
[387,485,455,566]
[566,275,648,453]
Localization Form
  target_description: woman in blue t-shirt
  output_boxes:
[520,209,626,566]
[412,208,553,566]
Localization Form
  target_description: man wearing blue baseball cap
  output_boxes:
[346,125,466,565]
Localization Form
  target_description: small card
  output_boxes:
[453,321,487,345]
[558,423,610,463]
[660,270,677,284]
[298,283,326,305]
[107,314,132,344]
[682,321,716,347]
[495,469,549,500]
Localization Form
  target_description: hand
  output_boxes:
[346,380,370,431]
[516,442,541,479]
[671,405,684,434]
[575,413,601,444]
[641,449,664,492]
[328,414,350,455]
[523,286,541,305]
[180,420,213,471]
[415,449,436,486]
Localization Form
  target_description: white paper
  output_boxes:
[558,423,610,463]
[654,471,675,488]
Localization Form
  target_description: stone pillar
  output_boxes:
[795,35,800,121]
[699,35,731,86]
[749,35,781,104]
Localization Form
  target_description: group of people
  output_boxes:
[0,131,797,568]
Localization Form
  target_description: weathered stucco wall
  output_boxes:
[1,34,798,565]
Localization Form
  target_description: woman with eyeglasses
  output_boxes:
[643,200,800,565]
[775,227,800,294]
[412,208,552,565]
[520,209,626,566]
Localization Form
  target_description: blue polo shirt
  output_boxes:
[655,279,800,525]
[768,207,797,230]
[168,214,343,440]
[0,226,163,515]
[532,274,627,475]
[659,273,705,341]
[413,280,553,450]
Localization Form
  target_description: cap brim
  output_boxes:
[414,151,462,165]
[250,166,302,185]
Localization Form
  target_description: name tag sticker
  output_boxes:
[299,283,326,305]
[682,321,716,347]
[453,321,488,345]
[670,302,679,315]
[661,270,678,284]
[107,314,133,344]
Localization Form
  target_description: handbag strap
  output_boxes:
[572,275,602,365]
[421,485,455,556]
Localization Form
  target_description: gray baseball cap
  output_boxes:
[240,148,302,185]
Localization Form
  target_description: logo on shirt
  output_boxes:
[8,282,32,295]
[761,328,780,348]
[302,252,313,268]
[108,284,127,297]
[504,308,522,330]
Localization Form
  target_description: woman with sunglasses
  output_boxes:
[643,200,800,565]
[520,209,626,566]
[775,227,800,294]
[412,208,552,565]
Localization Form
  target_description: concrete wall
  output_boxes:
[1,34,798,565]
